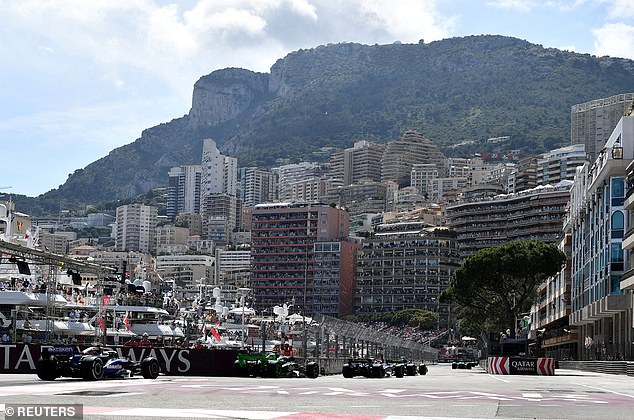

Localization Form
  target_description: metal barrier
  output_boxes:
[559,360,634,376]
[303,314,438,363]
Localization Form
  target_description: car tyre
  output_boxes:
[342,364,354,378]
[394,365,404,378]
[141,358,161,379]
[266,361,283,378]
[81,357,104,381]
[419,364,428,375]
[36,358,58,381]
[305,362,319,379]
[233,361,248,377]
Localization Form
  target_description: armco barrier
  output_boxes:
[559,360,634,376]
[487,356,555,375]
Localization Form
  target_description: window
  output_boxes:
[610,243,624,271]
[612,177,624,206]
[611,211,624,239]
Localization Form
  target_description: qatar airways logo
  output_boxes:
[511,360,535,370]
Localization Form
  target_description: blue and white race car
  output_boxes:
[36,345,161,381]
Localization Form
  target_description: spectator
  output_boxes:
[124,337,139,347]
[138,333,152,347]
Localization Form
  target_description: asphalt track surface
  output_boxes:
[1,364,634,419]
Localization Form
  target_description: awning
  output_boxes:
[130,323,182,337]
[228,307,256,315]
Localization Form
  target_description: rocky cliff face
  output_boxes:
[188,68,270,129]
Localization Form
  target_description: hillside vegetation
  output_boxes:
[18,35,634,214]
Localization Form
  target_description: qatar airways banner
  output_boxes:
[487,356,555,375]
[0,344,239,376]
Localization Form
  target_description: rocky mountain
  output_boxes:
[20,35,634,214]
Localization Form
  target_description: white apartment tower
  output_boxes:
[537,144,588,186]
[115,204,158,254]
[201,139,237,197]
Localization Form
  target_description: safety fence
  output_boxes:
[296,314,438,364]
[559,360,634,376]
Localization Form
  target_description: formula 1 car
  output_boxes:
[36,346,161,381]
[233,352,320,378]
[387,359,428,376]
[341,358,394,378]
[452,360,478,370]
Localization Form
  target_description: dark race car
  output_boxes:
[36,345,161,381]
[387,359,428,377]
[233,352,319,378]
[342,358,428,378]
[342,358,394,378]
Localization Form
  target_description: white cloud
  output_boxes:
[0,0,456,196]
[485,0,591,12]
[601,0,634,18]
[592,22,634,58]
[485,0,532,11]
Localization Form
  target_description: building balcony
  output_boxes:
[597,294,630,315]
[622,227,634,250]
[541,333,578,348]
[621,267,634,291]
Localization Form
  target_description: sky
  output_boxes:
[1,0,634,198]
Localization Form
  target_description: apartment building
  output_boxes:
[167,165,202,220]
[381,130,446,187]
[446,183,570,256]
[571,93,634,162]
[568,115,634,360]
[215,248,251,288]
[354,222,460,328]
[250,203,349,314]
[115,204,158,254]
[537,144,588,186]
[272,162,322,200]
[239,167,277,208]
[329,140,385,185]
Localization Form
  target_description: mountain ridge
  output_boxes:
[15,35,634,215]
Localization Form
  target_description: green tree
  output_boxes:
[442,240,565,338]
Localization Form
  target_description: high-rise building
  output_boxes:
[115,204,158,254]
[239,167,277,208]
[201,194,238,245]
[272,162,322,200]
[570,115,634,359]
[355,223,460,328]
[329,140,385,186]
[313,240,359,317]
[250,203,350,314]
[381,130,446,187]
[446,183,570,256]
[167,165,202,220]
[537,144,588,186]
[571,93,634,162]
[287,177,335,202]
[201,138,237,197]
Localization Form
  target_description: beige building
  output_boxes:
[381,130,446,187]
